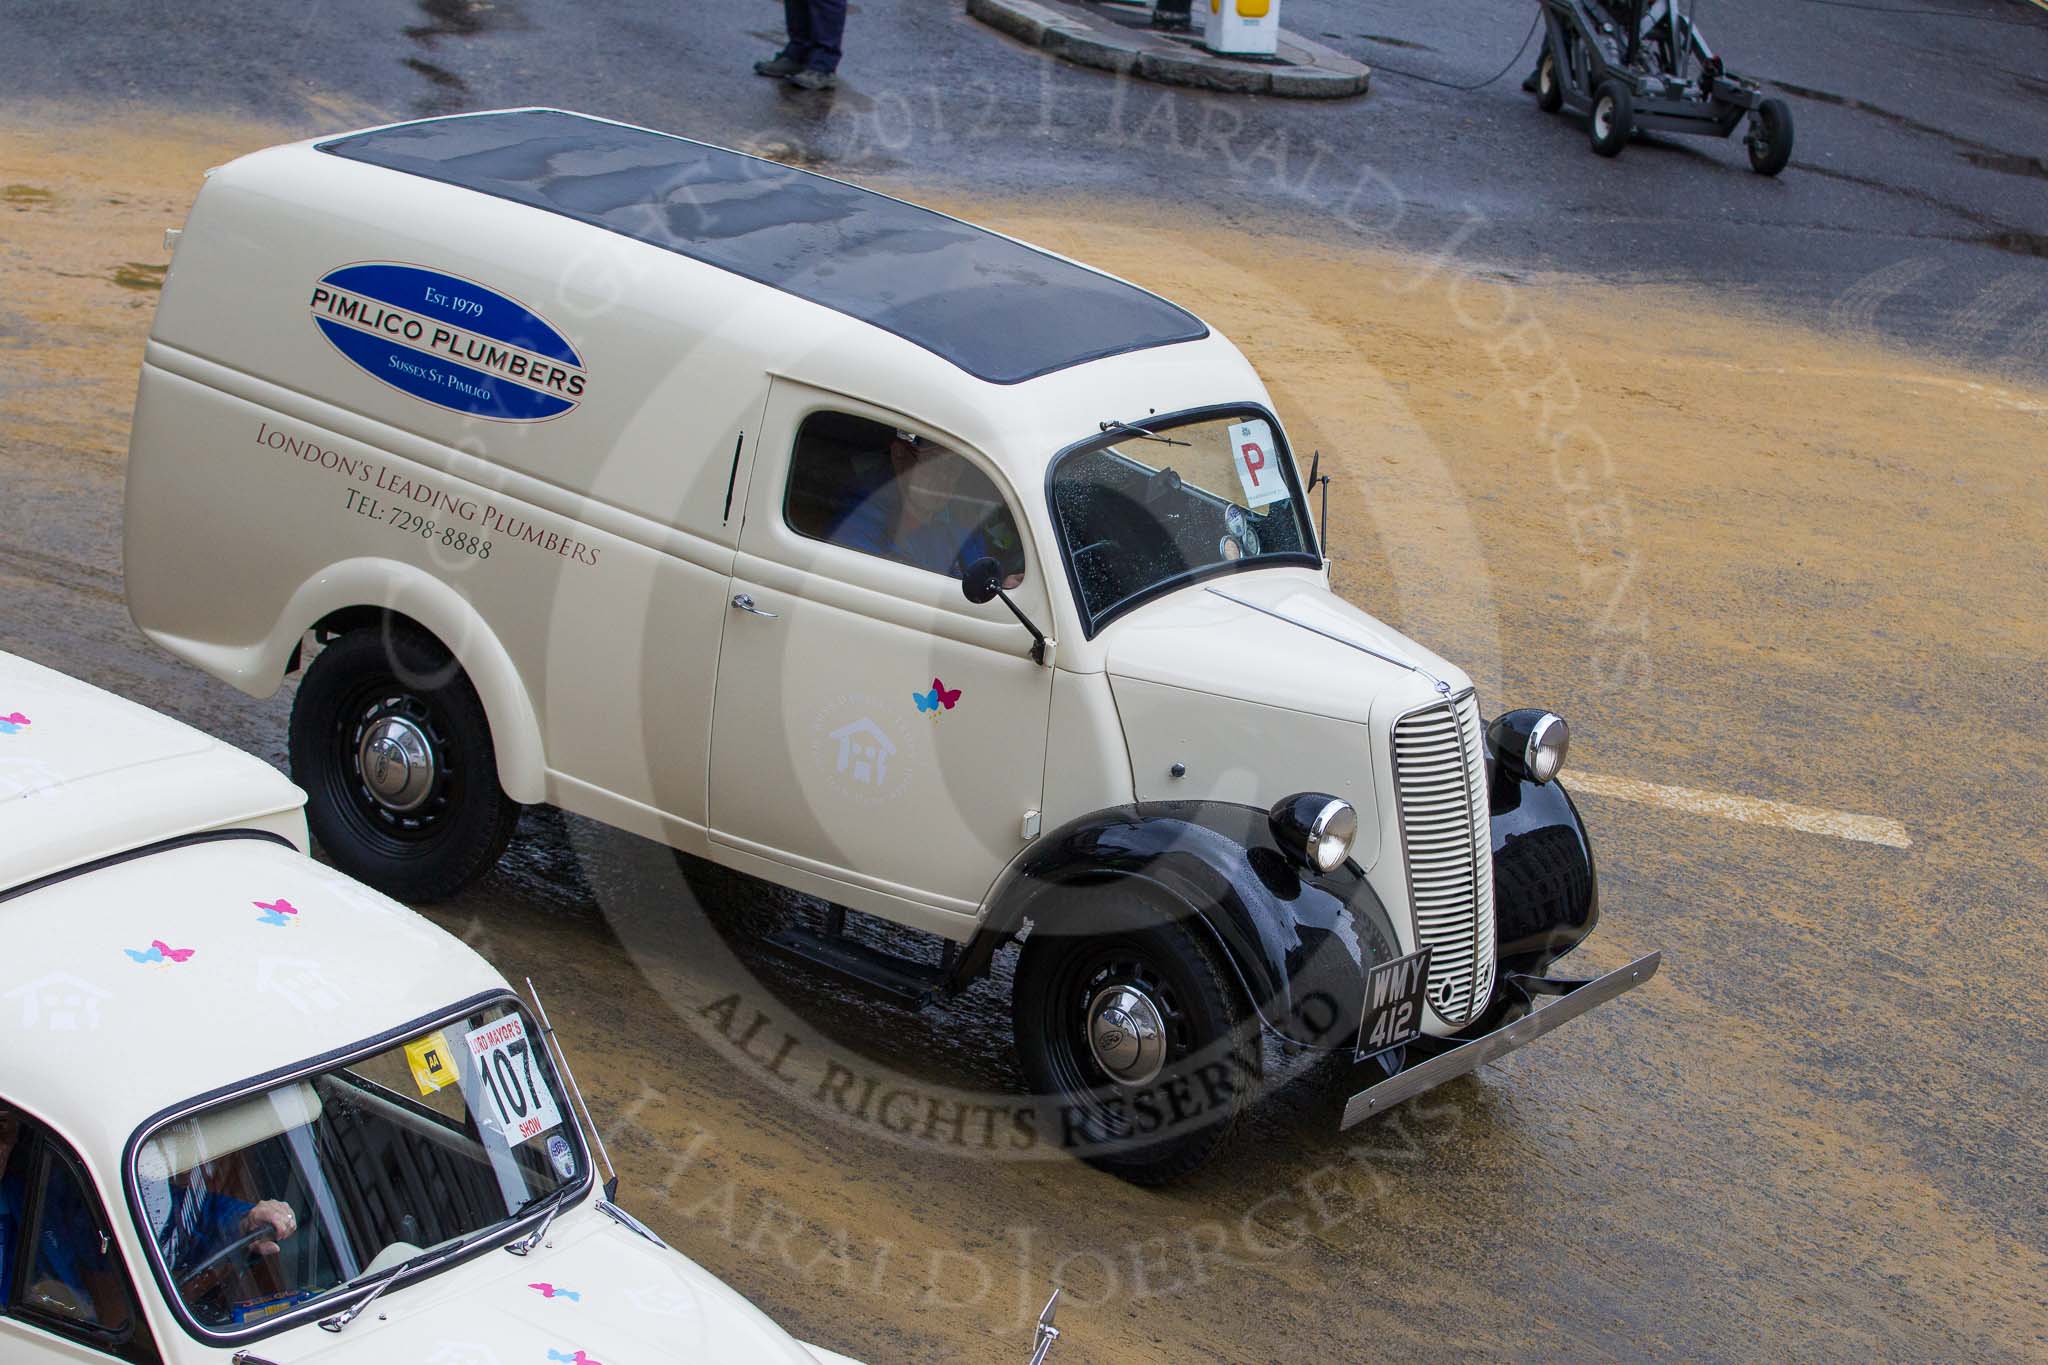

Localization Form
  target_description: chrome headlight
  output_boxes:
[1270,793,1358,874]
[1487,709,1569,785]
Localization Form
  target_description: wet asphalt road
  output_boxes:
[4,0,2047,373]
[2,2,2047,1362]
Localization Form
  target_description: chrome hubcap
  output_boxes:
[1595,99,1613,137]
[356,714,436,812]
[1086,984,1168,1086]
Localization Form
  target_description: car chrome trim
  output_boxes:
[1526,711,1567,781]
[1306,797,1355,871]
[1085,983,1169,1086]
[1388,689,1495,1029]
[526,977,617,1189]
[122,986,597,1347]
[1030,1286,1062,1365]
[1340,951,1661,1128]
[355,711,437,812]
[596,1199,671,1249]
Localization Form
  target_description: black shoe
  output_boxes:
[786,68,838,90]
[754,55,804,77]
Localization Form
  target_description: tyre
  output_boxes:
[1536,45,1563,114]
[1011,902,1259,1184]
[1746,97,1794,176]
[289,625,520,903]
[1590,79,1631,157]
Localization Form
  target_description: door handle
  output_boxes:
[730,593,779,619]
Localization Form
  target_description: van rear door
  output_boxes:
[706,381,1054,925]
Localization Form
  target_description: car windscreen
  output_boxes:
[1049,409,1319,633]
[129,997,587,1336]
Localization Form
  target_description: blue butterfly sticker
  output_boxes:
[911,678,962,715]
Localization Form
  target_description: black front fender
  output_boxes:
[1489,773,1600,977]
[982,801,1402,1051]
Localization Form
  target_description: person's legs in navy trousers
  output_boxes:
[783,0,845,73]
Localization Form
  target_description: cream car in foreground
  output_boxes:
[0,650,879,1363]
[125,108,1658,1183]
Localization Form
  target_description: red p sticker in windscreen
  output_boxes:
[1228,419,1289,508]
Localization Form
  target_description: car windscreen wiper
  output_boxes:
[505,1183,577,1256]
[1098,419,1190,447]
[319,1245,458,1332]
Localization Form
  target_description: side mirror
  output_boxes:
[961,556,1003,605]
[961,555,1051,665]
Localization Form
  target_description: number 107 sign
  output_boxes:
[464,1014,564,1146]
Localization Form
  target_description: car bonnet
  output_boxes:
[0,836,503,1175]
[1101,568,1471,724]
[261,1200,833,1363]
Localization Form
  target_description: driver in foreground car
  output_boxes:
[139,1155,300,1280]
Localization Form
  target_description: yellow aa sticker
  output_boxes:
[405,1032,457,1095]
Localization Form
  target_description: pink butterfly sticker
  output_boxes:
[255,897,299,927]
[125,939,196,965]
[912,678,963,715]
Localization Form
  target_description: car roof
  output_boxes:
[314,108,1210,386]
[0,650,305,892]
[0,836,506,1167]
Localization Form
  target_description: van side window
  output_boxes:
[0,1101,153,1361]
[783,412,1026,588]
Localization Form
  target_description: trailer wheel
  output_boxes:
[1590,80,1631,157]
[1536,45,1563,114]
[290,626,520,903]
[1012,906,1259,1185]
[1746,97,1795,176]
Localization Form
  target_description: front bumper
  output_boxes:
[1340,951,1661,1130]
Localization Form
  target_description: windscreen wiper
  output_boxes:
[505,1185,575,1256]
[319,1245,457,1332]
[1098,419,1190,447]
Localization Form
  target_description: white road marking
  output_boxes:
[1569,771,1912,850]
[1644,357,2048,417]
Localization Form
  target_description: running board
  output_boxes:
[764,924,947,1008]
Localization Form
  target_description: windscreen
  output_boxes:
[131,998,586,1333]
[1050,410,1318,631]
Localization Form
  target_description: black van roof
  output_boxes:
[317,109,1208,386]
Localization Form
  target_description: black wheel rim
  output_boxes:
[1040,939,1199,1145]
[322,674,463,858]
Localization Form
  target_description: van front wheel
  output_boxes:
[290,626,519,903]
[1012,908,1259,1184]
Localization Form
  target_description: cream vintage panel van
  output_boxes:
[125,109,1658,1182]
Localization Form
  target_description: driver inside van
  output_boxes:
[831,432,1025,589]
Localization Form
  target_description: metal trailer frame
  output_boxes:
[1535,0,1795,174]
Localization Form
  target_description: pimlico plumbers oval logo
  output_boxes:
[309,262,589,422]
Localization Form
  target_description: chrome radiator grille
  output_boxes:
[1390,691,1496,1027]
